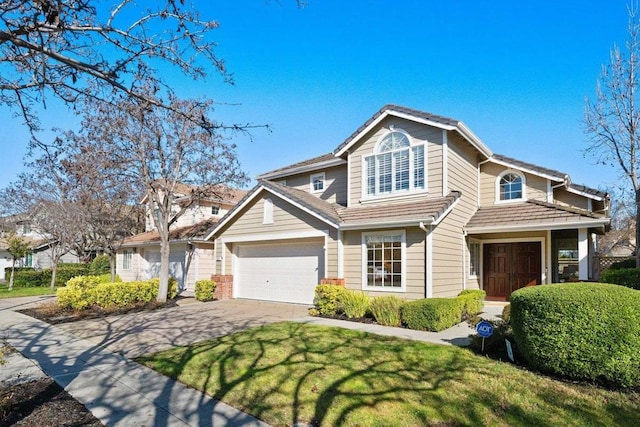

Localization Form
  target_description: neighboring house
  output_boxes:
[0,213,80,280]
[116,185,247,292]
[207,105,611,303]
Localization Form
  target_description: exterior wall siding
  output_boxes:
[431,132,480,297]
[278,165,347,205]
[554,189,589,210]
[480,163,548,205]
[348,117,444,207]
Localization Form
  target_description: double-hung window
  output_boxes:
[123,250,132,270]
[364,130,425,197]
[363,231,405,291]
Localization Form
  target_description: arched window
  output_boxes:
[364,130,425,197]
[498,171,525,201]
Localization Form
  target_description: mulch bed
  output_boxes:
[18,298,182,325]
[0,379,103,427]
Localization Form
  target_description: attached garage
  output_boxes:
[234,239,325,304]
[144,248,186,290]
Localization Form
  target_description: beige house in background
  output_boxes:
[116,185,246,292]
[207,105,610,303]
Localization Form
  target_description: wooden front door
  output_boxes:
[483,242,541,299]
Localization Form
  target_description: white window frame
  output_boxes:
[263,198,274,224]
[361,230,406,292]
[123,249,133,270]
[496,170,526,204]
[310,172,325,193]
[211,205,220,215]
[468,239,480,278]
[362,129,427,199]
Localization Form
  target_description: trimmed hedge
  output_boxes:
[314,284,347,316]
[401,298,465,332]
[369,296,404,327]
[4,264,90,287]
[57,276,178,310]
[457,289,486,316]
[608,258,636,270]
[195,279,217,301]
[510,283,640,388]
[339,289,370,319]
[601,268,640,290]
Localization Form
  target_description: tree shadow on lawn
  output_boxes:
[139,321,640,427]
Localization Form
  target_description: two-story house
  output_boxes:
[117,184,247,292]
[206,105,610,304]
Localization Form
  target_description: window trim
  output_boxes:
[361,230,406,292]
[122,249,133,270]
[495,170,526,204]
[362,129,427,199]
[211,205,220,215]
[310,172,325,193]
[468,239,480,278]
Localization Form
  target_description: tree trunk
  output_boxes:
[636,189,640,268]
[8,261,15,291]
[157,235,170,303]
[50,263,57,291]
[109,253,117,282]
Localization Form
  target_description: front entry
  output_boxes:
[483,242,541,299]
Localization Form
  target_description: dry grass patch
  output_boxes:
[137,322,639,427]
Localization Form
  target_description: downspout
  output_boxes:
[419,221,432,298]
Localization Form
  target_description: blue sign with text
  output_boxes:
[476,320,494,338]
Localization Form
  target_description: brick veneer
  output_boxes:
[211,274,233,300]
[320,278,346,287]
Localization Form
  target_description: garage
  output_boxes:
[235,240,324,304]
[144,249,186,290]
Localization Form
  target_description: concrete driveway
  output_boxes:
[55,299,312,358]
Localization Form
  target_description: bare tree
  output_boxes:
[584,3,640,267]
[61,92,248,301]
[0,1,228,136]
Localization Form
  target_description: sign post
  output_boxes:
[476,320,494,352]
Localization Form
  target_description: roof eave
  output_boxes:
[456,122,493,159]
[488,157,566,182]
[257,157,346,180]
[465,218,610,234]
[339,218,436,231]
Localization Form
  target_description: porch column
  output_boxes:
[578,228,589,281]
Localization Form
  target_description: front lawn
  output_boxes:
[137,322,639,427]
[0,284,56,299]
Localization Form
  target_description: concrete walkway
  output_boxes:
[0,297,506,426]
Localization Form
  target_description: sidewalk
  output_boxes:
[0,306,267,427]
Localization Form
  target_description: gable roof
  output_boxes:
[490,154,607,201]
[122,218,218,246]
[257,153,346,180]
[465,200,610,234]
[333,104,493,158]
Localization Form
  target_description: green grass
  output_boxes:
[137,322,639,427]
[0,284,56,299]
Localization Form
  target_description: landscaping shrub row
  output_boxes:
[600,267,640,290]
[510,283,640,388]
[57,275,178,310]
[312,284,485,332]
[4,264,90,288]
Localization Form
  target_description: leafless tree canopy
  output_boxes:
[0,0,227,134]
[584,3,640,266]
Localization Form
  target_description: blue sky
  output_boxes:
[1,1,632,192]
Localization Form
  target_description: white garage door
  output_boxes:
[235,241,324,304]
[145,250,185,289]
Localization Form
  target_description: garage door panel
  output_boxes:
[236,241,324,304]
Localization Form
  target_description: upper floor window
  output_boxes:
[498,171,525,202]
[211,205,220,215]
[364,130,425,197]
[310,173,325,193]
